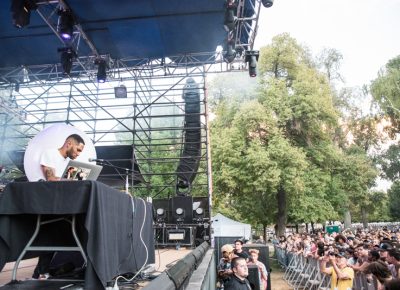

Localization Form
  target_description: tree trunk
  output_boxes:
[305,223,309,233]
[344,209,352,229]
[311,222,315,233]
[276,185,287,237]
[361,206,368,229]
[263,224,267,242]
[295,224,299,233]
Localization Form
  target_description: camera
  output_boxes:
[328,251,335,256]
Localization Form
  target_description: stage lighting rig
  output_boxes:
[11,0,38,28]
[95,59,107,83]
[245,50,259,77]
[58,9,74,41]
[261,0,274,8]
[58,47,76,76]
[224,0,237,32]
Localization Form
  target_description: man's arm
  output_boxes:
[41,165,60,181]
[319,257,332,275]
[330,258,352,280]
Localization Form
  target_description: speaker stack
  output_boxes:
[176,78,201,196]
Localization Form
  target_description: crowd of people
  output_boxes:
[217,239,268,290]
[275,227,400,290]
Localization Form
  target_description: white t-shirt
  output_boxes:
[36,148,70,181]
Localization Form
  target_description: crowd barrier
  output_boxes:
[274,246,378,290]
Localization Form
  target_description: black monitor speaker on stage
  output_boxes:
[170,196,193,224]
[243,244,271,290]
[247,264,261,290]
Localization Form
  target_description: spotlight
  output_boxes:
[223,39,236,63]
[95,59,107,83]
[58,9,74,40]
[176,179,190,196]
[224,0,236,32]
[14,82,20,93]
[114,85,127,98]
[11,0,38,28]
[261,0,274,8]
[58,47,76,76]
[245,50,259,77]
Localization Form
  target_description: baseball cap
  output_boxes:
[336,252,346,258]
[221,244,234,253]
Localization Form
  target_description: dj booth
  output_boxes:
[0,181,155,290]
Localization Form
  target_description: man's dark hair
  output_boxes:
[385,278,400,290]
[67,134,85,145]
[234,239,244,245]
[388,249,400,261]
[231,257,246,269]
[364,261,391,283]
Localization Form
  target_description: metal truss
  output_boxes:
[0,64,213,199]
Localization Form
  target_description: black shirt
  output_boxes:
[234,250,249,260]
[224,274,251,290]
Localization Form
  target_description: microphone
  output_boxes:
[88,158,104,163]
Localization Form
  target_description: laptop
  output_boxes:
[62,160,103,181]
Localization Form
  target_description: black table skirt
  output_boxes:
[0,181,154,290]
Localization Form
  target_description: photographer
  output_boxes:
[320,251,354,290]
[217,244,237,289]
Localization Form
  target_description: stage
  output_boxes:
[0,248,192,289]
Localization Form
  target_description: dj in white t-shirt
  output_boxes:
[38,134,85,181]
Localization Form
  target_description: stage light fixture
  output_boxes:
[95,59,107,83]
[58,47,75,76]
[224,0,236,32]
[245,50,259,77]
[11,0,38,28]
[114,85,127,98]
[58,9,74,40]
[223,39,236,63]
[261,0,274,8]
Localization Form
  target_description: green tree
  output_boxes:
[370,55,400,135]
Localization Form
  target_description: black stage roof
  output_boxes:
[0,0,228,69]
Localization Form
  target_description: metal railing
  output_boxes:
[275,246,378,290]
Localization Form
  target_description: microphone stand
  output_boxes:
[95,160,133,195]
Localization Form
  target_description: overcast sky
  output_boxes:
[254,0,400,88]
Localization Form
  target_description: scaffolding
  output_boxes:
[0,0,265,201]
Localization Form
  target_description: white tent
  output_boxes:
[211,213,251,240]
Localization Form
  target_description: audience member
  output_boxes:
[234,239,249,261]
[224,257,251,290]
[247,249,268,290]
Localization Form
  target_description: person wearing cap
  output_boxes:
[234,240,249,261]
[217,244,237,289]
[320,251,354,290]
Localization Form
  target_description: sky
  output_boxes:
[254,0,400,88]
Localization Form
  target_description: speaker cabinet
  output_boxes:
[247,264,261,290]
[170,196,193,224]
[243,244,269,269]
[243,244,271,290]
